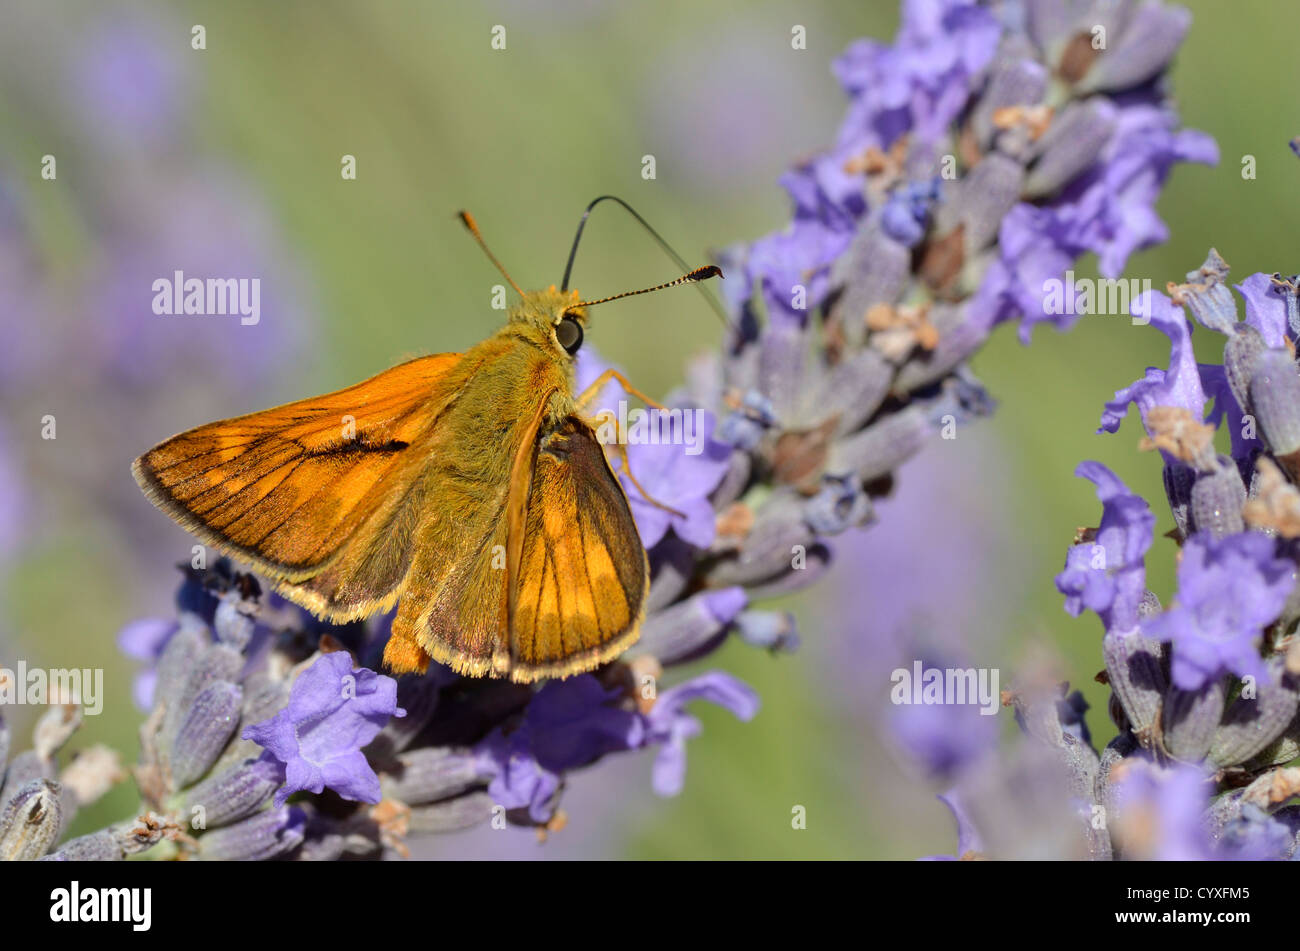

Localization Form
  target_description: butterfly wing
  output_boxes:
[133,352,466,620]
[509,415,649,680]
[383,412,648,682]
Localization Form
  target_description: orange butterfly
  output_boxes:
[133,209,721,683]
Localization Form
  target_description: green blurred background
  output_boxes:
[0,0,1292,858]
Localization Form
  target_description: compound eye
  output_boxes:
[555,315,583,355]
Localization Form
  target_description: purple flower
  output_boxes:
[476,670,757,810]
[1236,272,1292,347]
[921,789,985,860]
[746,209,853,328]
[1112,762,1215,861]
[984,202,1088,342]
[475,728,562,825]
[1099,290,1206,434]
[1201,363,1262,468]
[1055,462,1155,635]
[243,651,406,805]
[1217,804,1298,860]
[518,676,643,772]
[1142,532,1294,690]
[642,672,759,796]
[1065,102,1218,278]
[881,178,942,247]
[834,0,1001,153]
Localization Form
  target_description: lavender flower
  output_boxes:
[929,247,1300,861]
[642,673,759,796]
[922,790,986,861]
[1055,462,1154,636]
[243,651,406,806]
[1143,532,1293,690]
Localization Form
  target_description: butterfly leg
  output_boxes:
[577,372,686,518]
[575,368,669,413]
[587,409,686,520]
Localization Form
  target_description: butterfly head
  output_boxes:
[510,286,588,358]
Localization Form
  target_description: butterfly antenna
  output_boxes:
[457,210,524,297]
[561,195,731,328]
[571,265,723,310]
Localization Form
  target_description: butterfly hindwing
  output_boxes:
[509,415,648,678]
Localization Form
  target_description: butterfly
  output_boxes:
[133,206,722,683]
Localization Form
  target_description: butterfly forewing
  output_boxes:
[133,352,464,618]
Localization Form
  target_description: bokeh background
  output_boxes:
[0,0,1292,859]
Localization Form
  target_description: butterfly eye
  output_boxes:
[555,315,583,355]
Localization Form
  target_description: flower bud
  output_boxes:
[1224,323,1266,415]
[634,588,746,665]
[706,491,814,587]
[1210,669,1300,767]
[170,681,244,789]
[1163,679,1227,761]
[42,829,122,862]
[1168,249,1236,334]
[804,347,891,438]
[971,57,1048,150]
[159,640,243,751]
[198,804,305,861]
[214,594,256,650]
[1102,632,1166,737]
[1189,458,1246,539]
[1024,99,1116,198]
[826,404,930,484]
[181,755,282,829]
[946,152,1027,250]
[0,750,52,809]
[1249,349,1300,465]
[758,320,808,422]
[734,610,799,653]
[894,305,989,392]
[743,542,831,598]
[407,790,494,834]
[379,747,491,806]
[1163,461,1195,538]
[709,450,753,510]
[0,779,62,861]
[829,228,912,350]
[804,474,872,535]
[646,537,696,613]
[1075,2,1191,94]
